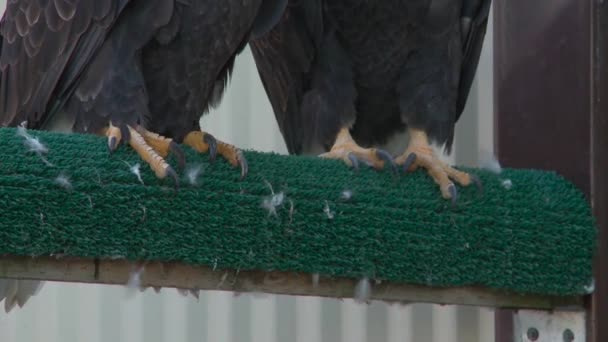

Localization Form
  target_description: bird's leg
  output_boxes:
[103,123,179,187]
[183,131,248,179]
[319,128,396,173]
[394,128,481,203]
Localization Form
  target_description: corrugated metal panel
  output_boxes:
[0,282,496,342]
[0,1,497,341]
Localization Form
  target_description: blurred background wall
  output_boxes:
[0,1,497,341]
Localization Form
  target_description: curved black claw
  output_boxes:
[237,151,248,180]
[108,137,118,153]
[166,166,180,192]
[470,174,483,195]
[203,133,218,162]
[448,183,458,207]
[375,149,398,175]
[401,152,417,173]
[347,152,360,172]
[169,141,186,170]
[120,124,131,142]
[108,124,130,153]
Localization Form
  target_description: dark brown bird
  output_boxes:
[250,0,491,202]
[0,0,286,311]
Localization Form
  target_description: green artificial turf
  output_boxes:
[0,127,596,296]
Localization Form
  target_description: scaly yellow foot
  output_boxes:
[319,128,396,173]
[395,129,481,203]
[103,123,181,188]
[183,131,248,179]
[138,128,185,169]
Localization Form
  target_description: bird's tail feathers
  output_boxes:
[0,279,44,313]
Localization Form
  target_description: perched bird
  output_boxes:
[250,0,490,202]
[0,0,287,311]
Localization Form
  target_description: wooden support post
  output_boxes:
[493,0,592,341]
[590,1,608,341]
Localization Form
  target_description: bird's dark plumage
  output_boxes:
[250,0,491,155]
[1,0,286,140]
[0,0,287,312]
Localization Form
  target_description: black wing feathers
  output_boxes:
[250,0,324,154]
[0,0,128,127]
[456,0,491,120]
[251,0,289,39]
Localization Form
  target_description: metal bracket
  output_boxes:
[514,309,586,342]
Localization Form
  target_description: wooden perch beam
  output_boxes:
[0,256,585,310]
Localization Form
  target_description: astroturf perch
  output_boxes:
[0,127,597,310]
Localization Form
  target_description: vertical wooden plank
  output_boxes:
[590,1,608,341]
[493,0,591,195]
[493,1,592,341]
[494,310,513,342]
